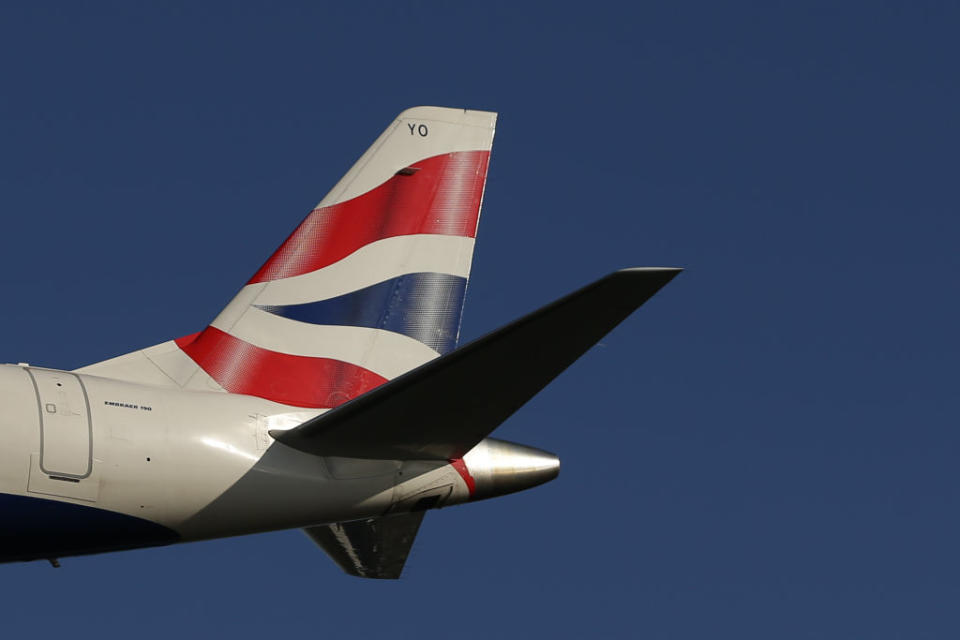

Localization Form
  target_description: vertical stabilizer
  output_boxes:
[79,107,496,408]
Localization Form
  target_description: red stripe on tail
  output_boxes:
[249,150,491,283]
[176,328,387,408]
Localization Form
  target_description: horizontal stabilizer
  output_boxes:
[274,267,681,460]
[305,512,425,579]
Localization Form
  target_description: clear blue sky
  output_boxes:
[1,2,957,638]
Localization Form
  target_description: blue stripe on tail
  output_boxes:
[257,273,468,354]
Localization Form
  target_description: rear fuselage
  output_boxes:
[0,364,557,563]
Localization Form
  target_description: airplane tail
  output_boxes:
[78,106,497,406]
[71,107,681,581]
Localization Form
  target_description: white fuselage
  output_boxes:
[0,363,472,561]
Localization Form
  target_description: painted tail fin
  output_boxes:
[78,107,497,406]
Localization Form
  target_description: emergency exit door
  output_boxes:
[29,369,92,479]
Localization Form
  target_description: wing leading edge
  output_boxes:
[274,267,682,460]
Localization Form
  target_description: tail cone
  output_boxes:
[462,438,560,501]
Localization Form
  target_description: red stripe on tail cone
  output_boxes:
[249,150,491,283]
[177,327,387,408]
[450,458,476,498]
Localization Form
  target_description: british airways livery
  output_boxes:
[0,107,680,578]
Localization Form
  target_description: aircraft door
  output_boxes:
[29,369,92,479]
